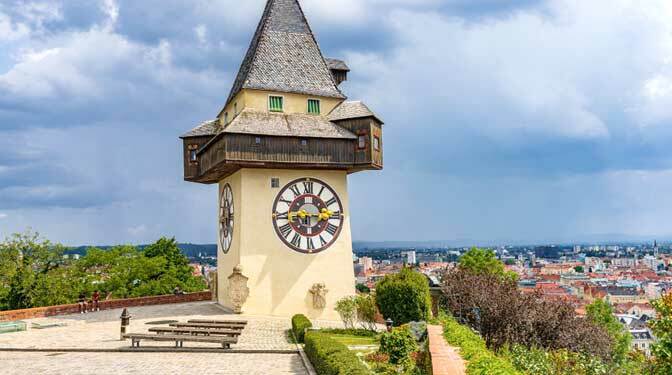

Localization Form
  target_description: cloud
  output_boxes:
[1,0,672,245]
[0,213,7,220]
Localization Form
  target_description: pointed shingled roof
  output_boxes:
[223,0,345,109]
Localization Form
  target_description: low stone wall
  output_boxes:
[0,291,212,322]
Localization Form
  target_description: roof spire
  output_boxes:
[223,0,344,109]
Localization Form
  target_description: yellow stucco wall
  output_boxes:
[219,89,343,127]
[217,168,356,320]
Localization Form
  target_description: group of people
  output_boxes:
[77,290,101,313]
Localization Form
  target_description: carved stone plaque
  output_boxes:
[309,283,328,309]
[227,265,249,314]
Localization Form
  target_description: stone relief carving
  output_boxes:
[309,283,328,309]
[227,265,249,314]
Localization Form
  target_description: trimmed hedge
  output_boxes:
[304,331,369,375]
[319,328,378,337]
[375,268,432,326]
[441,315,521,375]
[291,314,312,343]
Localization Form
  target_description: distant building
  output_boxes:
[631,330,654,357]
[358,257,373,273]
[612,257,637,268]
[402,251,417,265]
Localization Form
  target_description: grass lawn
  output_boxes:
[328,333,379,347]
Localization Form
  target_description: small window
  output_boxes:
[373,136,380,151]
[189,150,198,162]
[358,135,366,150]
[255,136,262,145]
[269,96,283,112]
[271,178,280,188]
[224,112,228,124]
[307,99,320,115]
[300,139,308,146]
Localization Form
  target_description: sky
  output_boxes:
[1,0,672,246]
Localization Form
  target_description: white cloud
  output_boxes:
[0,12,30,41]
[0,213,7,220]
[127,224,147,236]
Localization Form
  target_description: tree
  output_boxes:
[0,231,69,310]
[356,283,370,293]
[650,292,672,373]
[574,265,584,273]
[458,248,517,281]
[375,268,431,325]
[586,299,631,366]
[441,267,613,359]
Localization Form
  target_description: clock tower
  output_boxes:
[180,0,383,319]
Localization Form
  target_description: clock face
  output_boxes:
[219,183,234,253]
[272,178,344,254]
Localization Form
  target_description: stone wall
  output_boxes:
[0,291,212,322]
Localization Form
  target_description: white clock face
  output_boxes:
[219,184,234,253]
[272,178,344,254]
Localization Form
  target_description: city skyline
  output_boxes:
[2,0,672,245]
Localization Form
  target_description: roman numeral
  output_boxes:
[303,181,314,194]
[317,186,325,197]
[290,233,302,248]
[289,185,301,197]
[307,237,315,250]
[326,223,338,236]
[325,197,337,207]
[280,198,292,205]
[279,223,292,238]
[330,211,341,219]
[276,211,288,220]
[319,235,327,246]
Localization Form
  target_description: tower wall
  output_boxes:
[217,168,356,320]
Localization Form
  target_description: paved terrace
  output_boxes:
[0,301,342,374]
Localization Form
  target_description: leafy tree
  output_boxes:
[586,299,631,366]
[355,283,370,293]
[335,296,358,329]
[574,265,585,273]
[650,292,672,374]
[0,231,69,310]
[441,267,613,359]
[459,247,517,281]
[375,268,431,325]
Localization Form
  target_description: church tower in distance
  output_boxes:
[180,0,383,319]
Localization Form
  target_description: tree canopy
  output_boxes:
[0,232,207,311]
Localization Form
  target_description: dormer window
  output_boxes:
[307,99,320,115]
[190,150,198,162]
[269,96,284,112]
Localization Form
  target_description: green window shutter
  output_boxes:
[308,99,320,114]
[269,96,283,112]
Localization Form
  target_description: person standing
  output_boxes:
[78,292,88,314]
[91,290,100,311]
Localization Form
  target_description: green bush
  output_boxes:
[356,294,378,330]
[335,296,358,329]
[291,314,312,343]
[380,326,418,365]
[441,315,521,375]
[304,331,369,375]
[375,268,431,326]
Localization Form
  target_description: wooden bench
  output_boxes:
[123,333,237,349]
[187,319,247,325]
[170,322,245,330]
[149,327,242,337]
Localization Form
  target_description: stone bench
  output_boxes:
[149,327,242,337]
[170,322,246,330]
[123,333,237,349]
[187,319,247,325]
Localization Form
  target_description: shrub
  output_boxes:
[379,326,418,365]
[375,268,431,326]
[304,331,369,375]
[335,296,358,329]
[291,314,312,343]
[356,294,378,330]
[441,315,521,375]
